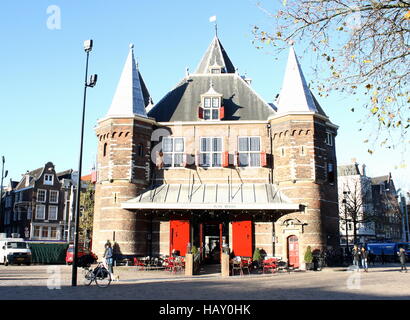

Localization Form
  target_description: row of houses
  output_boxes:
[0,161,93,242]
[337,163,406,245]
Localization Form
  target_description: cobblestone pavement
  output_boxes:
[0,264,409,300]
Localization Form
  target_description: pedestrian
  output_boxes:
[103,241,116,280]
[398,247,407,273]
[361,247,369,272]
[352,245,360,269]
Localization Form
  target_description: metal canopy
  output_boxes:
[122,183,300,211]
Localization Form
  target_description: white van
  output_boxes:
[0,238,32,266]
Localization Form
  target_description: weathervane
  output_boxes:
[209,15,217,37]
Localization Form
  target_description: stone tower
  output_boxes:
[92,45,154,257]
[269,46,340,257]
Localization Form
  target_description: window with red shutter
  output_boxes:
[219,106,225,120]
[260,151,267,167]
[222,151,229,167]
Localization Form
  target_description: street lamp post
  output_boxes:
[71,40,97,287]
[0,156,8,232]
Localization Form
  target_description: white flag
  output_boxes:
[209,16,217,22]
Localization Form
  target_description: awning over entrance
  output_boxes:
[122,183,301,210]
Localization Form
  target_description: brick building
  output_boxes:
[1,162,80,241]
[92,37,340,269]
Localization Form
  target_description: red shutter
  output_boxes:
[219,106,225,120]
[198,107,203,119]
[222,151,229,167]
[183,154,188,167]
[260,151,267,167]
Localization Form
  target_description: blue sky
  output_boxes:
[0,0,408,192]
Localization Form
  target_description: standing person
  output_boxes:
[398,247,407,273]
[103,241,115,279]
[352,245,360,269]
[361,247,369,272]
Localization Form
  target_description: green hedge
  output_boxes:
[28,243,69,264]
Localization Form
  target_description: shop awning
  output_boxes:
[122,183,301,211]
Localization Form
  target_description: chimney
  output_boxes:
[362,164,366,176]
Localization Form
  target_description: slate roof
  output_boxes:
[15,167,43,190]
[371,175,390,185]
[148,74,276,122]
[195,36,236,74]
[106,45,150,118]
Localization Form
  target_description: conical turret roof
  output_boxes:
[276,46,318,114]
[106,45,150,118]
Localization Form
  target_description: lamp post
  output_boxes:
[0,156,8,232]
[71,40,97,286]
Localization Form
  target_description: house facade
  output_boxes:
[337,163,402,245]
[1,162,79,241]
[337,163,375,246]
[92,36,340,269]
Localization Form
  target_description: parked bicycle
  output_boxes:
[83,261,112,288]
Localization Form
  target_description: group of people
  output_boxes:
[352,244,407,273]
[352,245,370,272]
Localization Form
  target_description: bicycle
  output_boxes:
[83,262,112,288]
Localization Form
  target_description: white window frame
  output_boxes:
[48,206,58,220]
[41,226,49,239]
[33,226,41,238]
[162,137,185,168]
[37,189,47,203]
[35,205,46,220]
[27,207,32,220]
[44,174,54,186]
[238,136,261,167]
[50,227,58,239]
[49,190,59,204]
[199,137,223,168]
[325,132,333,146]
[203,97,221,120]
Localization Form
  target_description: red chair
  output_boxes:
[241,257,252,275]
[263,258,277,274]
[133,257,145,270]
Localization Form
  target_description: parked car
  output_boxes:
[0,238,32,266]
[65,245,97,265]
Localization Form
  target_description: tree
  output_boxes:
[252,0,410,150]
[79,181,94,245]
[340,179,375,244]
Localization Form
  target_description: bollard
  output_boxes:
[221,253,230,277]
[185,254,193,276]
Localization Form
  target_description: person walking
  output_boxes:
[398,247,407,273]
[352,245,360,269]
[361,247,369,272]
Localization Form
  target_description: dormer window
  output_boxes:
[198,81,225,121]
[203,97,221,120]
[211,68,221,74]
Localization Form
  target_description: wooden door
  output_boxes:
[232,221,253,257]
[170,220,190,256]
[287,235,299,268]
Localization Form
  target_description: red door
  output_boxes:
[232,221,253,257]
[170,220,190,256]
[287,235,299,268]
